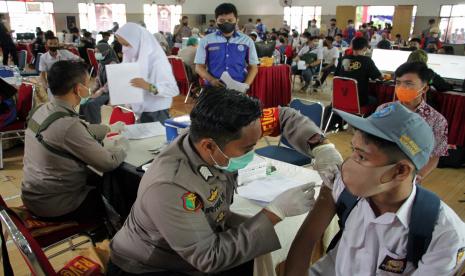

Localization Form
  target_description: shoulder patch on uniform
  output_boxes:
[198,166,214,182]
[215,211,225,223]
[207,187,219,202]
[182,192,203,212]
[457,247,465,266]
[378,255,406,274]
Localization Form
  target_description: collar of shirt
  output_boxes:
[47,50,63,60]
[414,99,428,113]
[362,181,416,229]
[52,98,78,114]
[182,134,229,182]
[215,30,240,38]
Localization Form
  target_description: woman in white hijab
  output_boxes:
[115,23,179,123]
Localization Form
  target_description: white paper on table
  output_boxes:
[220,71,249,93]
[122,122,165,140]
[297,60,307,70]
[106,63,144,105]
[237,174,306,203]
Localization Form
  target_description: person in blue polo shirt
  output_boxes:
[195,3,259,91]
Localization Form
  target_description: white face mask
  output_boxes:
[95,52,104,61]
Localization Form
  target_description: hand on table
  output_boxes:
[130,78,150,91]
[265,182,316,220]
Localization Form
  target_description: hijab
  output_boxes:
[115,23,168,83]
[95,43,119,86]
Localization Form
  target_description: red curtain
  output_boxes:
[249,65,291,108]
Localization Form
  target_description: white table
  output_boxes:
[123,136,339,276]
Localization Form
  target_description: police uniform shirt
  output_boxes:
[21,99,126,217]
[194,31,259,83]
[309,174,465,275]
[110,107,323,274]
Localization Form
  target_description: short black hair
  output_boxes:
[302,32,311,38]
[352,37,368,50]
[215,3,238,19]
[356,129,412,167]
[395,62,434,84]
[335,33,342,37]
[46,36,58,43]
[248,18,253,22]
[428,18,436,24]
[325,36,334,42]
[249,33,257,39]
[410,38,421,43]
[209,19,215,23]
[189,87,261,148]
[330,18,336,22]
[348,19,354,23]
[182,16,188,20]
[48,61,88,96]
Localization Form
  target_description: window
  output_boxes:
[439,4,465,44]
[78,3,126,32]
[143,4,182,34]
[283,6,321,34]
[0,1,55,36]
[355,6,395,28]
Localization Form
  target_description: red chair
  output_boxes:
[0,83,35,169]
[86,48,99,77]
[171,47,180,55]
[167,56,194,103]
[0,201,103,275]
[109,106,136,125]
[324,77,376,133]
[68,46,80,57]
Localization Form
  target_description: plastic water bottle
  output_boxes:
[12,66,21,86]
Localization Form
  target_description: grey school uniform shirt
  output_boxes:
[21,99,126,217]
[110,106,323,275]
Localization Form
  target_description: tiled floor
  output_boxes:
[1,79,464,275]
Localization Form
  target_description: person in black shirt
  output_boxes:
[98,31,111,45]
[335,37,382,106]
[111,35,123,62]
[32,31,46,59]
[0,14,18,66]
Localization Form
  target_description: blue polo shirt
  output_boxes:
[194,31,259,83]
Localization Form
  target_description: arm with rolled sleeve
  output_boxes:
[143,183,281,273]
[62,120,126,172]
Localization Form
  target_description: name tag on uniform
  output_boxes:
[378,255,407,274]
[208,46,220,51]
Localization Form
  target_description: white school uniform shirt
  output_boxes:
[116,23,179,116]
[310,174,465,276]
[322,46,339,65]
[38,50,81,72]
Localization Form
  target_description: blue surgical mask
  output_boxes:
[210,144,255,172]
[79,84,92,105]
[95,52,104,61]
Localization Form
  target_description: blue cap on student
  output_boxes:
[334,102,434,170]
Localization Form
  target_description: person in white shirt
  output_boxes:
[314,36,340,88]
[292,36,323,92]
[39,36,81,90]
[286,102,465,276]
[115,23,179,123]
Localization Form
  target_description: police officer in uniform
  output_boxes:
[21,61,127,223]
[108,88,343,275]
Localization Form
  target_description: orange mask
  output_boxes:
[395,86,424,103]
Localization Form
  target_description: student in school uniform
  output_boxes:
[286,102,465,275]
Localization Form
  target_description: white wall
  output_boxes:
[12,0,465,16]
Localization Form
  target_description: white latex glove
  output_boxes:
[265,182,316,220]
[103,135,130,151]
[312,143,343,172]
[110,121,126,133]
[318,165,340,190]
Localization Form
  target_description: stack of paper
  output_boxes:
[237,174,306,203]
[220,71,249,93]
[122,122,166,140]
[106,63,144,105]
